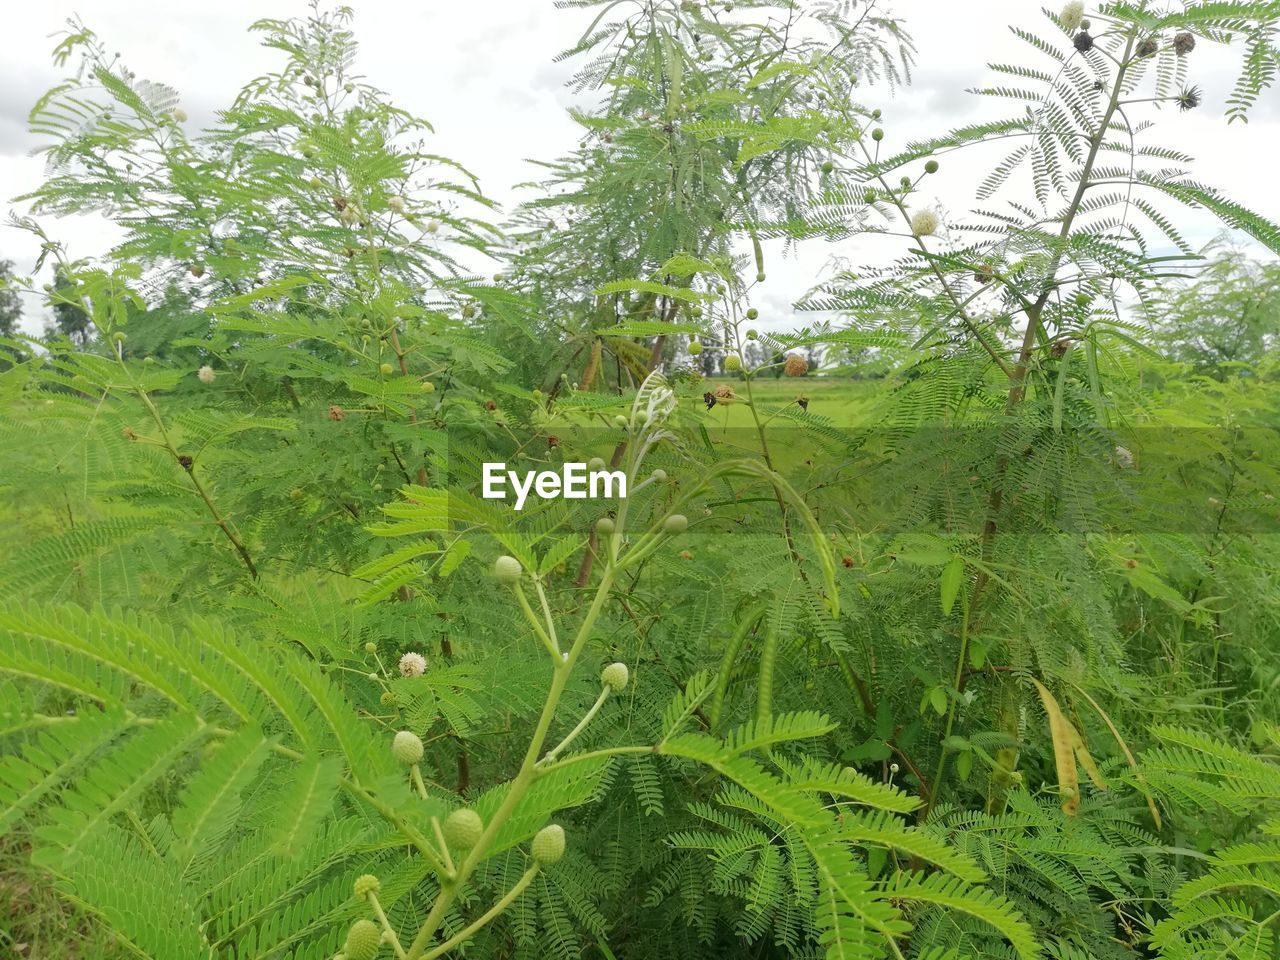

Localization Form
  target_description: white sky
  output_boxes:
[2,1,1277,335]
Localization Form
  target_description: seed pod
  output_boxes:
[601,662,629,692]
[663,514,689,535]
[531,824,565,865]
[443,808,484,849]
[392,730,424,766]
[344,919,381,960]
[1172,31,1195,55]
[493,555,522,585]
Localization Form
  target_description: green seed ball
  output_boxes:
[601,661,629,692]
[871,127,883,141]
[420,381,435,393]
[391,730,424,766]
[724,353,741,372]
[596,516,616,535]
[613,415,629,429]
[493,555,522,585]
[924,159,939,174]
[746,328,758,340]
[353,874,381,899]
[688,340,703,355]
[588,456,607,472]
[746,307,758,320]
[531,824,566,865]
[443,808,484,849]
[821,160,834,174]
[380,362,394,376]
[364,641,377,654]
[663,514,689,535]
[344,919,381,960]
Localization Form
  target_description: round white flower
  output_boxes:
[910,209,940,237]
[171,107,188,123]
[399,652,427,678]
[387,196,407,214]
[197,366,215,384]
[1114,445,1133,469]
[1060,1,1085,32]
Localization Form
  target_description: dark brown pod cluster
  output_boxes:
[1074,32,1094,52]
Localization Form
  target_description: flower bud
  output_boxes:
[443,808,484,849]
[688,340,703,356]
[588,456,607,471]
[724,354,741,372]
[344,919,381,960]
[663,514,689,535]
[392,730,424,766]
[651,469,667,482]
[531,824,565,865]
[380,362,394,376]
[601,662,629,692]
[353,874,381,899]
[364,642,377,654]
[596,516,615,535]
[924,160,939,174]
[746,307,758,320]
[494,555,522,585]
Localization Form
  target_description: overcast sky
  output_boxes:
[2,1,1277,334]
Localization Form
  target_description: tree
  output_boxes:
[1145,243,1280,376]
[0,259,22,337]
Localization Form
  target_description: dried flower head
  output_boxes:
[197,365,215,384]
[1176,86,1202,111]
[1074,31,1095,53]
[784,353,809,377]
[399,652,427,678]
[713,384,737,405]
[1136,36,1159,58]
[1173,31,1195,55]
[910,210,939,237]
[328,405,345,421]
[1059,1,1084,32]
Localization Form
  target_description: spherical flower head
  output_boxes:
[588,456,607,471]
[596,516,615,535]
[171,107,188,123]
[329,405,346,422]
[364,641,377,654]
[910,210,939,237]
[820,160,834,174]
[443,808,484,849]
[391,730,424,766]
[1074,31,1094,52]
[341,205,361,226]
[713,384,737,405]
[1059,1,1084,33]
[784,353,809,377]
[387,196,407,214]
[197,366,215,384]
[1173,31,1195,55]
[379,691,397,706]
[746,328,758,340]
[688,340,703,356]
[421,381,435,393]
[493,555,522,585]
[531,824,565,865]
[746,307,758,320]
[924,159,939,174]
[353,874,381,900]
[724,353,742,372]
[1114,445,1134,469]
[871,127,884,141]
[601,662,629,692]
[651,468,668,482]
[380,362,394,376]
[427,221,441,234]
[344,919,381,960]
[399,652,427,678]
[663,514,689,535]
